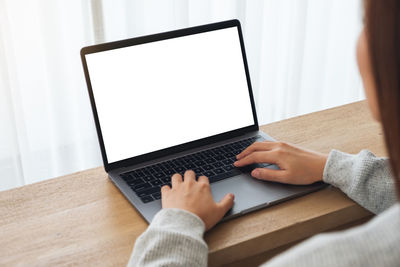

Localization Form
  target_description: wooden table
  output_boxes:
[0,101,385,266]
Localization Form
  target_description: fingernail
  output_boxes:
[233,161,238,166]
[229,193,234,199]
[252,170,260,178]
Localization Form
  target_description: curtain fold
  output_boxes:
[0,0,363,191]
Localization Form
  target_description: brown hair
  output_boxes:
[364,0,400,197]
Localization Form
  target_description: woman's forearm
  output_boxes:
[128,208,208,267]
[323,149,397,214]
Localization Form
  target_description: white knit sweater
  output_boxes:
[128,150,400,266]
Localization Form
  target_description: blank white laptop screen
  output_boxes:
[85,26,255,164]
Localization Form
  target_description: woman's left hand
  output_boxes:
[161,170,235,231]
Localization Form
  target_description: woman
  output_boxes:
[129,0,400,266]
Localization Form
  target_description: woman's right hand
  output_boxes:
[234,141,328,185]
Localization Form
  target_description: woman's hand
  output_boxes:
[161,170,234,231]
[234,141,328,185]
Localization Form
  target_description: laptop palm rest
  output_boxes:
[211,171,327,222]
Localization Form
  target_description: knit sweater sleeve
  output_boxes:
[322,149,397,214]
[262,204,400,267]
[127,208,207,267]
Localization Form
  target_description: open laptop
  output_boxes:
[80,19,325,223]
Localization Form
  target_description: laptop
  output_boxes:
[80,19,325,223]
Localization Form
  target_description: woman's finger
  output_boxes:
[183,170,196,183]
[171,173,183,187]
[216,193,235,216]
[251,168,288,183]
[236,141,276,159]
[161,185,171,193]
[198,175,210,184]
[160,185,171,208]
[234,151,278,167]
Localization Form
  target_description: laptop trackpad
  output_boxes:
[210,172,325,220]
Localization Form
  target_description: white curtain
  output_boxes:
[0,0,363,191]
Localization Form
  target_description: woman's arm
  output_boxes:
[323,149,397,214]
[128,171,233,267]
[234,142,398,214]
[128,209,208,267]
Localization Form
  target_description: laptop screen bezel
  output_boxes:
[80,19,259,172]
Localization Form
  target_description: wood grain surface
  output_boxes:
[0,101,384,266]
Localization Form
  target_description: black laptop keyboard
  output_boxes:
[120,135,263,204]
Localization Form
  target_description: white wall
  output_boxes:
[0,0,363,191]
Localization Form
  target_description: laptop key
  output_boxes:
[204,151,215,158]
[213,162,224,168]
[232,150,242,155]
[213,149,224,155]
[193,155,202,160]
[184,163,196,169]
[153,166,161,172]
[126,177,144,185]
[203,164,214,170]
[179,159,189,165]
[152,192,161,200]
[120,172,132,179]
[151,180,163,186]
[132,182,151,192]
[154,173,164,178]
[158,164,167,171]
[205,158,216,163]
[214,155,225,161]
[140,196,154,203]
[174,166,185,172]
[222,159,232,165]
[185,157,196,163]
[223,165,234,171]
[121,174,135,182]
[136,186,160,198]
[164,169,174,175]
[224,146,234,152]
[166,163,175,169]
[135,171,145,177]
[224,152,235,158]
[165,160,174,166]
[142,176,154,182]
[125,180,138,187]
[131,172,142,178]
[203,171,215,177]
[214,168,224,174]
[161,177,170,184]
[147,168,156,174]
[197,154,207,160]
[194,160,206,166]
[193,167,203,173]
